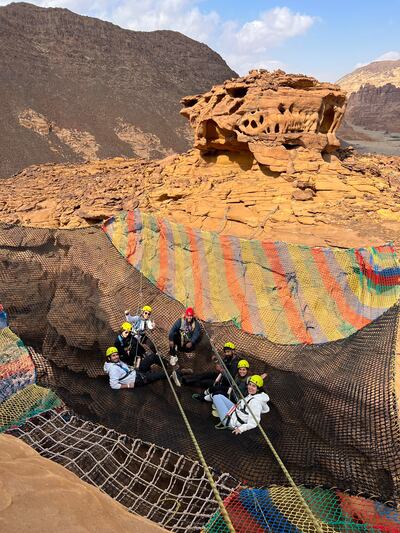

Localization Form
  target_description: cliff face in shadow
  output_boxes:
[0,2,236,178]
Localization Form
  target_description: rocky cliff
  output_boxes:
[338,60,400,152]
[0,2,236,178]
[1,69,400,247]
[342,83,400,133]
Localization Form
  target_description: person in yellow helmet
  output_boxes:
[213,374,270,434]
[114,322,136,365]
[103,346,168,390]
[124,305,156,362]
[227,359,251,403]
[190,342,240,402]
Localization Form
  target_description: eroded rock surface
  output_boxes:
[181,69,346,160]
[1,70,400,247]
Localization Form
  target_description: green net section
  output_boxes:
[0,383,62,432]
[205,486,400,532]
[0,326,35,402]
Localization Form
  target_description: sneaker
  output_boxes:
[192,393,205,402]
[169,355,178,367]
[170,370,181,387]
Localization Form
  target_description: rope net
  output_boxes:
[1,221,400,530]
[205,487,400,532]
[8,408,237,532]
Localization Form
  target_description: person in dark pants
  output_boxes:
[124,305,157,356]
[190,342,240,401]
[168,307,202,355]
[104,347,167,390]
[114,321,154,366]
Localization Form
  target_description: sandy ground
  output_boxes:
[341,123,400,156]
[0,434,168,533]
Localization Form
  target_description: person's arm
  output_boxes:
[109,368,122,390]
[114,337,125,356]
[125,310,134,323]
[190,321,202,345]
[109,367,134,390]
[233,400,262,434]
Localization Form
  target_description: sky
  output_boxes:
[2,0,400,81]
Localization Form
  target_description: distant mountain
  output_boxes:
[0,2,237,178]
[337,60,400,95]
[337,60,400,154]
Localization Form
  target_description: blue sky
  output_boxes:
[2,0,400,81]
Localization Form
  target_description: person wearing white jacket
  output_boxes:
[124,305,156,357]
[103,346,166,390]
[212,374,270,434]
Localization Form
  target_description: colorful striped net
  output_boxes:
[103,210,400,344]
[205,486,400,532]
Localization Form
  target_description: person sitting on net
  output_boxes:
[114,321,137,366]
[213,374,270,434]
[227,359,251,403]
[104,346,168,390]
[191,342,240,402]
[168,307,201,356]
[124,304,157,357]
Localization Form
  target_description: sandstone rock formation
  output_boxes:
[181,69,346,159]
[0,434,167,533]
[0,2,236,178]
[1,69,400,247]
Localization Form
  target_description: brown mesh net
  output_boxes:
[0,223,399,504]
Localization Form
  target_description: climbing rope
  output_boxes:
[155,352,235,533]
[136,270,234,532]
[200,323,325,533]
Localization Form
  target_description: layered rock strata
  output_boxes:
[1,70,400,247]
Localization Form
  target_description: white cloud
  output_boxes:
[1,1,316,75]
[355,50,400,69]
[219,7,315,74]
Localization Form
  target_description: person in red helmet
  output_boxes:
[168,307,202,354]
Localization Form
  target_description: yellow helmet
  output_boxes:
[121,322,133,332]
[106,347,118,357]
[249,375,264,388]
[237,359,249,369]
[223,342,235,350]
[142,305,152,313]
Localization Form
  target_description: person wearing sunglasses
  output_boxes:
[124,305,157,365]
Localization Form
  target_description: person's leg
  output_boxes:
[129,337,146,361]
[183,371,217,386]
[213,394,235,425]
[144,370,167,384]
[138,352,160,372]
[143,336,157,354]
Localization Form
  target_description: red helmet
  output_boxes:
[185,307,195,317]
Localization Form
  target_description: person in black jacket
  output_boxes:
[191,342,240,402]
[168,307,202,354]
